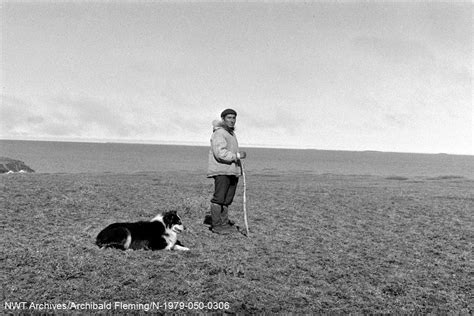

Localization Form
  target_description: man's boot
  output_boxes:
[211,204,233,235]
[221,205,235,226]
[210,203,222,227]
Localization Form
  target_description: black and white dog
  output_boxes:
[96,210,189,251]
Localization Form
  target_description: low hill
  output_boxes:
[0,157,35,173]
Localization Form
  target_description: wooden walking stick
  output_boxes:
[241,160,249,236]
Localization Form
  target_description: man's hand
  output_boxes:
[237,151,247,160]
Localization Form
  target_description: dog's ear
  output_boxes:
[163,210,177,219]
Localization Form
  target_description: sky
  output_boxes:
[1,1,472,155]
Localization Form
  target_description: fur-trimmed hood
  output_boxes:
[212,119,222,131]
[212,119,235,135]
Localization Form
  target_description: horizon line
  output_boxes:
[1,137,472,157]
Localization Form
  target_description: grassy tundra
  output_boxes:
[1,171,472,314]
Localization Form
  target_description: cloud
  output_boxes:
[240,106,300,133]
[1,94,144,139]
[0,95,43,137]
[50,95,135,137]
[234,106,306,148]
[1,92,216,144]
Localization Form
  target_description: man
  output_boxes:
[206,108,246,235]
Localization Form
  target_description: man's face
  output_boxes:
[223,114,236,129]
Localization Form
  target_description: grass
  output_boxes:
[1,171,473,314]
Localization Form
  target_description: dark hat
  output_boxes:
[221,108,237,118]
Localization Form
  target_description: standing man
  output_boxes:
[206,108,246,235]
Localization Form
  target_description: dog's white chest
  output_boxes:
[164,229,178,250]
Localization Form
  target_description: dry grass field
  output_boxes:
[1,171,472,314]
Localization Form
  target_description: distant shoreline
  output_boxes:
[1,139,473,177]
[1,138,472,157]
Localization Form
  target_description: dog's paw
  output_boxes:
[174,245,190,251]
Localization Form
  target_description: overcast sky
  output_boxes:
[1,1,472,155]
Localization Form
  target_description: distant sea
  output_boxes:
[1,140,473,179]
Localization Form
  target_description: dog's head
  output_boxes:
[160,210,185,233]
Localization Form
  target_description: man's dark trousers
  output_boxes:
[211,175,239,206]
